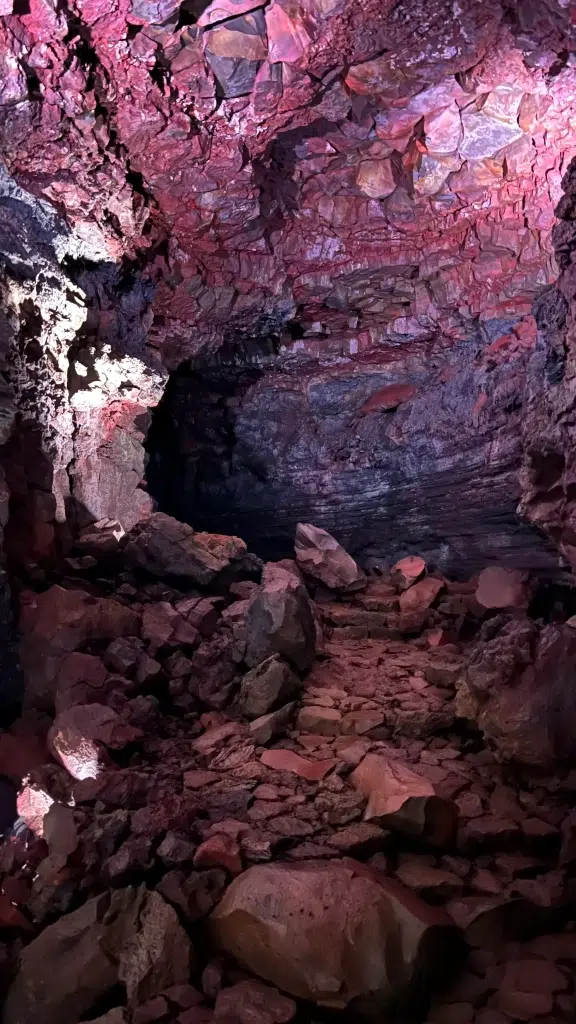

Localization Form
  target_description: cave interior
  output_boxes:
[2,0,576,1022]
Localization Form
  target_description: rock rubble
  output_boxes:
[0,517,574,1024]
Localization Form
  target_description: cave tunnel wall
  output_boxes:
[145,318,563,577]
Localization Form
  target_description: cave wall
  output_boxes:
[147,316,563,575]
[1,1,576,577]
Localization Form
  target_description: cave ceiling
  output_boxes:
[1,0,576,366]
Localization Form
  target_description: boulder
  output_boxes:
[351,752,458,847]
[210,860,465,1011]
[456,616,576,765]
[294,523,365,592]
[475,566,532,610]
[391,555,426,590]
[399,577,444,615]
[245,563,317,672]
[48,704,142,781]
[19,586,139,710]
[2,892,120,1024]
[125,513,246,585]
[3,886,189,1024]
[238,655,300,718]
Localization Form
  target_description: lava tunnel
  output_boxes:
[145,325,562,576]
[5,1,576,1021]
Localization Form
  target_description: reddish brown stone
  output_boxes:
[260,749,336,781]
[194,834,243,876]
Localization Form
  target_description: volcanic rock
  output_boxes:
[126,513,247,585]
[391,555,427,590]
[210,859,465,1010]
[457,617,576,765]
[238,654,301,718]
[351,752,458,847]
[214,980,296,1024]
[294,523,365,592]
[248,703,297,745]
[48,704,142,781]
[245,564,318,672]
[475,566,532,610]
[19,587,139,710]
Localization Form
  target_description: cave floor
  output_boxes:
[1,556,576,1024]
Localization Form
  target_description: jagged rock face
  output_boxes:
[518,159,576,572]
[1,1,576,570]
[1,0,576,357]
[145,325,561,574]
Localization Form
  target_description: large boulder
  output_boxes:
[2,886,189,1024]
[294,523,365,592]
[210,859,464,1012]
[125,512,247,585]
[456,615,576,766]
[245,563,318,672]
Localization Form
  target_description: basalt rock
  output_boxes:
[210,859,465,1011]
[245,564,318,672]
[457,615,576,766]
[126,513,247,585]
[294,522,365,592]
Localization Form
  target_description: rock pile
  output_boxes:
[0,514,575,1024]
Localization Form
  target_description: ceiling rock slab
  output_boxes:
[0,1,576,568]
[1,1,576,363]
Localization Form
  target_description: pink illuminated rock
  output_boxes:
[294,522,364,591]
[215,980,296,1023]
[210,860,465,1009]
[199,0,266,27]
[265,1,313,63]
[399,578,444,614]
[48,705,142,781]
[475,566,531,610]
[359,384,416,414]
[351,752,458,846]
[260,748,336,781]
[194,834,243,876]
[356,159,396,199]
[392,555,426,590]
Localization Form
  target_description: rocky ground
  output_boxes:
[0,517,575,1024]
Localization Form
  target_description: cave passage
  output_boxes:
[145,354,284,556]
[144,333,563,578]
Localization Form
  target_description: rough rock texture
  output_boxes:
[0,524,576,1024]
[457,614,576,767]
[294,523,365,591]
[210,860,465,1010]
[1,3,576,574]
[519,156,576,571]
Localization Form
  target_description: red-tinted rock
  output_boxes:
[457,617,576,765]
[194,834,243,875]
[475,567,532,610]
[211,860,465,1009]
[48,705,142,781]
[260,748,336,781]
[391,555,426,590]
[245,564,318,672]
[351,752,458,847]
[399,578,444,615]
[294,523,365,592]
[214,980,296,1023]
[126,514,247,585]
